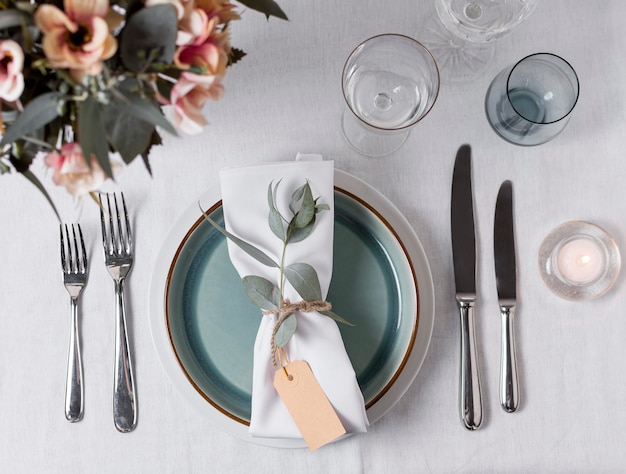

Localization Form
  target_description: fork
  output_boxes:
[60,223,88,423]
[99,192,137,433]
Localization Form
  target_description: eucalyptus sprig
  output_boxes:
[200,180,352,351]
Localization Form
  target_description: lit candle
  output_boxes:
[556,237,604,284]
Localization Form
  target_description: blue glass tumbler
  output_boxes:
[485,53,579,146]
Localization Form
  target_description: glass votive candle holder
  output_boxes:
[538,221,621,301]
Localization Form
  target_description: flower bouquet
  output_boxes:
[0,0,286,216]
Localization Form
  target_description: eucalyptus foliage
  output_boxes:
[201,180,351,348]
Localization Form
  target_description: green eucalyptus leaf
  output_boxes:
[289,182,306,215]
[199,203,279,268]
[242,275,279,310]
[267,181,285,241]
[319,310,354,326]
[274,313,297,348]
[287,216,315,243]
[293,182,315,229]
[104,100,154,163]
[119,4,178,72]
[0,92,62,147]
[113,87,177,136]
[284,262,322,301]
[236,0,288,20]
[315,203,330,213]
[78,96,112,177]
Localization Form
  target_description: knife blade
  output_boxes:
[494,180,519,413]
[451,144,483,430]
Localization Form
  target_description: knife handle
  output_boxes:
[499,304,519,413]
[458,298,483,430]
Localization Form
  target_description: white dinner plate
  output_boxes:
[148,169,435,447]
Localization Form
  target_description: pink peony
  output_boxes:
[174,21,228,76]
[170,72,223,134]
[44,142,120,197]
[0,40,25,102]
[34,0,117,82]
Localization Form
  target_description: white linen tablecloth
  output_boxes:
[2,0,626,472]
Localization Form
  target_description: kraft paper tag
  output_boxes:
[273,360,346,451]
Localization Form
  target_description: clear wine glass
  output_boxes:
[424,0,539,83]
[341,34,440,157]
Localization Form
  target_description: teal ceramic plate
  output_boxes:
[149,170,434,448]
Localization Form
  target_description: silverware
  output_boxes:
[99,193,137,433]
[494,180,520,413]
[60,223,88,423]
[451,144,483,430]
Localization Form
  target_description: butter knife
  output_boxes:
[451,144,483,430]
[494,180,519,413]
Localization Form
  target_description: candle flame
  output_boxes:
[577,255,591,266]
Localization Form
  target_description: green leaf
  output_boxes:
[289,182,306,215]
[78,95,112,178]
[320,310,354,326]
[199,203,279,268]
[21,169,61,222]
[267,181,285,241]
[315,203,330,213]
[287,216,315,243]
[274,313,297,347]
[236,0,288,20]
[0,92,61,147]
[104,100,155,164]
[293,182,315,228]
[242,275,279,310]
[284,262,322,301]
[119,4,178,72]
[113,86,177,136]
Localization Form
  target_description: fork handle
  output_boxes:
[65,298,84,422]
[114,279,137,432]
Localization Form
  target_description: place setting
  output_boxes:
[148,155,436,449]
[1,0,625,468]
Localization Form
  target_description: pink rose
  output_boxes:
[170,72,223,134]
[34,0,117,82]
[0,39,25,102]
[174,28,228,76]
[44,142,120,197]
[176,3,210,46]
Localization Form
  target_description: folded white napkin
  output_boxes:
[220,154,368,439]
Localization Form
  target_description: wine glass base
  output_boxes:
[341,110,410,157]
[421,16,496,84]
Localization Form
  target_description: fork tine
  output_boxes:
[121,192,132,253]
[60,224,68,272]
[75,223,87,273]
[65,223,77,273]
[113,193,124,254]
[107,193,118,255]
[71,224,80,274]
[98,193,109,254]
